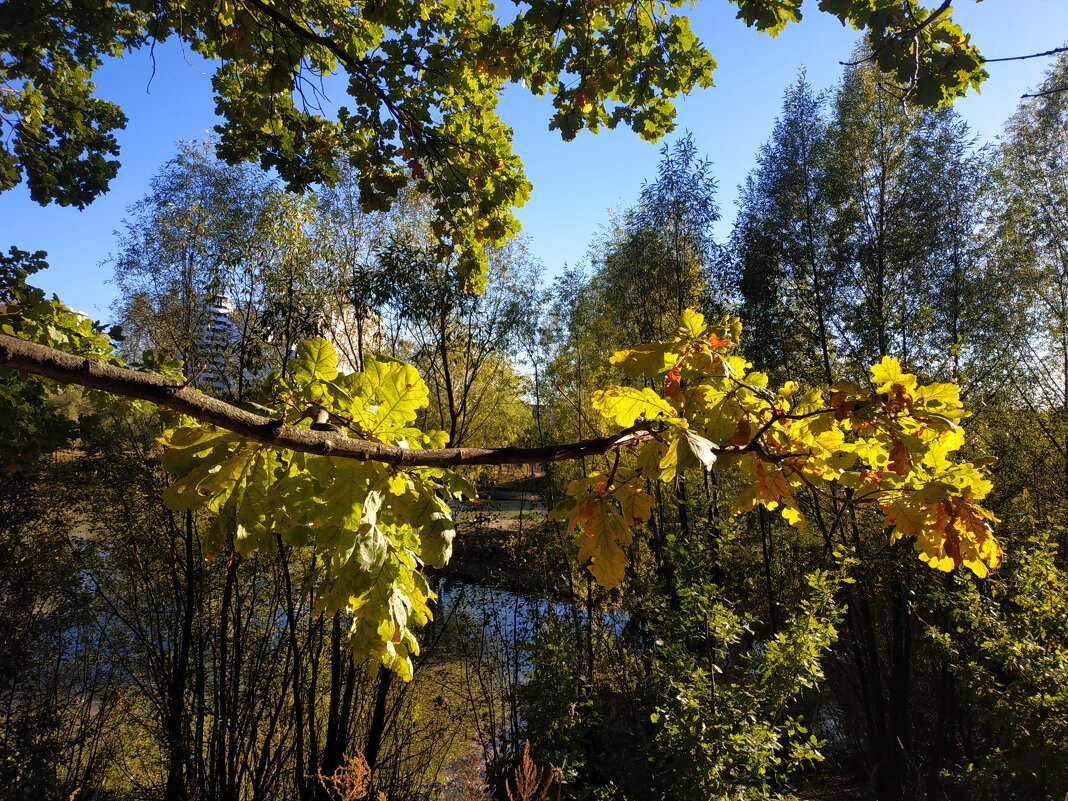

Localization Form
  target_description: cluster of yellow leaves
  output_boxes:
[552,310,1001,588]
[549,471,654,588]
[159,339,473,680]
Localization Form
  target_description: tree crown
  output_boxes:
[1,0,986,286]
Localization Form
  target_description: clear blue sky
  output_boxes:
[2,1,1066,319]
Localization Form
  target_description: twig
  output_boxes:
[1023,84,1068,100]
[982,45,1068,64]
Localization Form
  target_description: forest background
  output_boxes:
[4,2,1068,801]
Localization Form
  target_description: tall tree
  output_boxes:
[581,134,720,354]
[377,235,538,447]
[730,58,1017,800]
[635,132,721,317]
[113,142,352,398]
[732,72,838,386]
[991,53,1068,523]
[113,142,274,386]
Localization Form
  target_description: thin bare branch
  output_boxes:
[840,0,952,68]
[1023,84,1068,100]
[982,46,1068,64]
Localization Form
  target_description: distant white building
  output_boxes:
[198,294,242,395]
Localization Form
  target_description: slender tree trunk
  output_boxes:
[164,511,197,801]
[758,508,778,634]
[211,552,236,801]
[364,670,394,777]
[437,309,459,446]
[278,541,312,801]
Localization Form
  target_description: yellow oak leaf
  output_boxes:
[609,343,679,377]
[870,356,918,394]
[592,386,678,427]
[573,497,633,589]
[614,479,654,525]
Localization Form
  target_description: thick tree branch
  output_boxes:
[0,334,653,467]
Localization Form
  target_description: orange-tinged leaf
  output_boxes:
[707,332,732,349]
[614,479,654,525]
[566,474,610,496]
[888,438,913,476]
[903,491,1001,576]
[952,496,1002,571]
[733,455,803,530]
[573,497,633,588]
[883,383,912,413]
[731,417,752,447]
[663,366,682,398]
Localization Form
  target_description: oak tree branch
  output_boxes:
[0,334,663,468]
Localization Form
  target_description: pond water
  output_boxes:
[429,577,628,671]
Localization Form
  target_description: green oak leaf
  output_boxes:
[293,338,340,384]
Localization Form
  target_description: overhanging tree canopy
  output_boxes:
[2,0,986,286]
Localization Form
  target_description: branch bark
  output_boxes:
[0,334,653,467]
